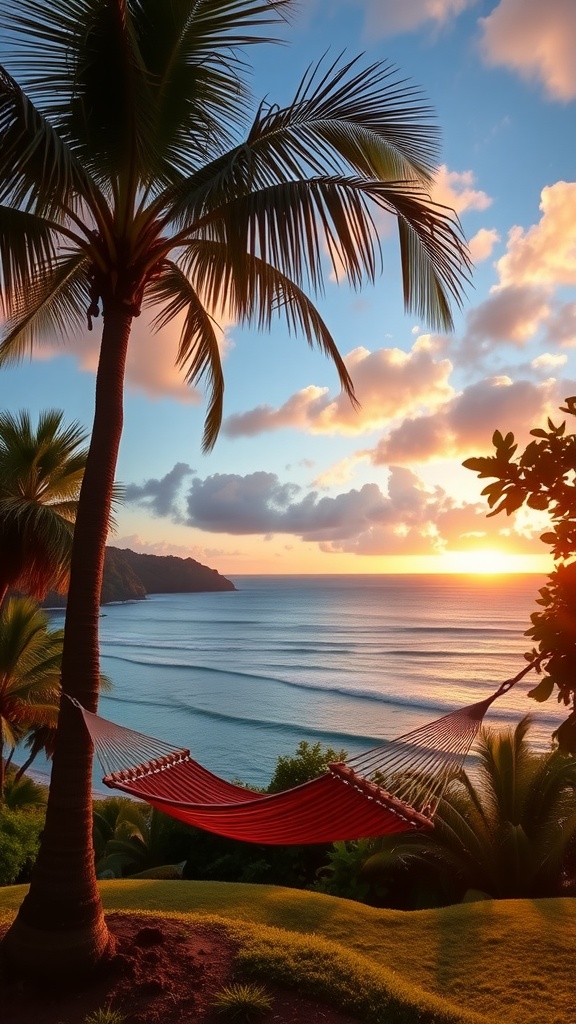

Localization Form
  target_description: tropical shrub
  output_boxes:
[361,716,576,906]
[0,805,45,885]
[3,771,47,811]
[267,741,347,793]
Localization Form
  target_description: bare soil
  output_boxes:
[1,913,361,1024]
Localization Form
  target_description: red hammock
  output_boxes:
[73,672,523,845]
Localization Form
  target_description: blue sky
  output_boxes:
[2,0,576,575]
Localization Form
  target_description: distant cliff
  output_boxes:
[108,547,236,599]
[41,547,236,606]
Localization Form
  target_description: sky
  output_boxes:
[2,0,576,576]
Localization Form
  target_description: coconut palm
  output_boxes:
[0,409,88,607]
[94,799,184,878]
[0,597,62,799]
[0,0,469,976]
[363,717,576,905]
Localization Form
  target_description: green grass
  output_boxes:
[2,882,573,1024]
[213,981,273,1021]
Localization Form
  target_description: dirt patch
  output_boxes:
[1,913,362,1024]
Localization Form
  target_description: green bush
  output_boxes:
[267,741,347,793]
[0,805,45,885]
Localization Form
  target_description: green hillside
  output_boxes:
[1,882,572,1024]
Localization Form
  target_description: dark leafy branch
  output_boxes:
[463,397,576,753]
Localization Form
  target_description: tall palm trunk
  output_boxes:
[2,305,133,977]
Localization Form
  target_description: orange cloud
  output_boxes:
[369,376,562,463]
[432,166,492,215]
[26,307,234,403]
[480,0,576,101]
[496,182,576,289]
[469,228,500,263]
[355,0,475,38]
[223,340,454,438]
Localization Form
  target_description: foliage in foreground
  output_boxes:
[317,716,576,907]
[463,397,576,751]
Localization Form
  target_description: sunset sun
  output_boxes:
[442,549,523,575]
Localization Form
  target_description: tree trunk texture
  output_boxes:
[1,306,133,978]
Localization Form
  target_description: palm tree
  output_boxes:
[0,597,62,799]
[363,717,576,905]
[0,0,469,976]
[0,409,88,606]
[94,799,184,878]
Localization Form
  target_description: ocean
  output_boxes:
[43,573,564,791]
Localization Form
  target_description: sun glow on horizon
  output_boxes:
[438,548,546,575]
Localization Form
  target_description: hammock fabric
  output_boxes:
[73,676,517,845]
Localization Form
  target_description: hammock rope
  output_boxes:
[70,669,526,845]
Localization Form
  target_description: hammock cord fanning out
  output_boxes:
[71,671,525,845]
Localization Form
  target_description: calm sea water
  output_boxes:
[44,573,564,790]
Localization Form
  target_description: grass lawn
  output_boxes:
[1,882,573,1024]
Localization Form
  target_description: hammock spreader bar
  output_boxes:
[71,672,521,845]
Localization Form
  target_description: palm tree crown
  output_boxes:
[0,0,470,979]
[0,409,88,605]
[0,1,469,450]
[0,596,62,798]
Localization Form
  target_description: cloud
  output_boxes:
[368,376,560,463]
[480,0,576,101]
[112,533,242,561]
[28,305,234,403]
[223,340,454,438]
[124,455,551,556]
[544,302,576,348]
[432,166,492,215]
[312,455,369,489]
[496,182,576,289]
[124,463,194,519]
[450,183,576,367]
[457,284,551,365]
[531,352,567,371]
[469,228,500,263]
[354,0,475,38]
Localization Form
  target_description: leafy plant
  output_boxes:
[314,839,374,902]
[0,805,45,885]
[463,398,576,751]
[213,982,273,1021]
[83,1008,126,1024]
[362,716,576,905]
[267,740,347,793]
[3,772,47,811]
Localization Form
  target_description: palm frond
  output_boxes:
[135,0,294,173]
[0,251,91,363]
[165,170,469,330]
[0,205,59,314]
[145,261,225,453]
[0,63,101,218]
[148,247,357,450]
[246,53,441,181]
[382,184,470,331]
[170,176,380,292]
